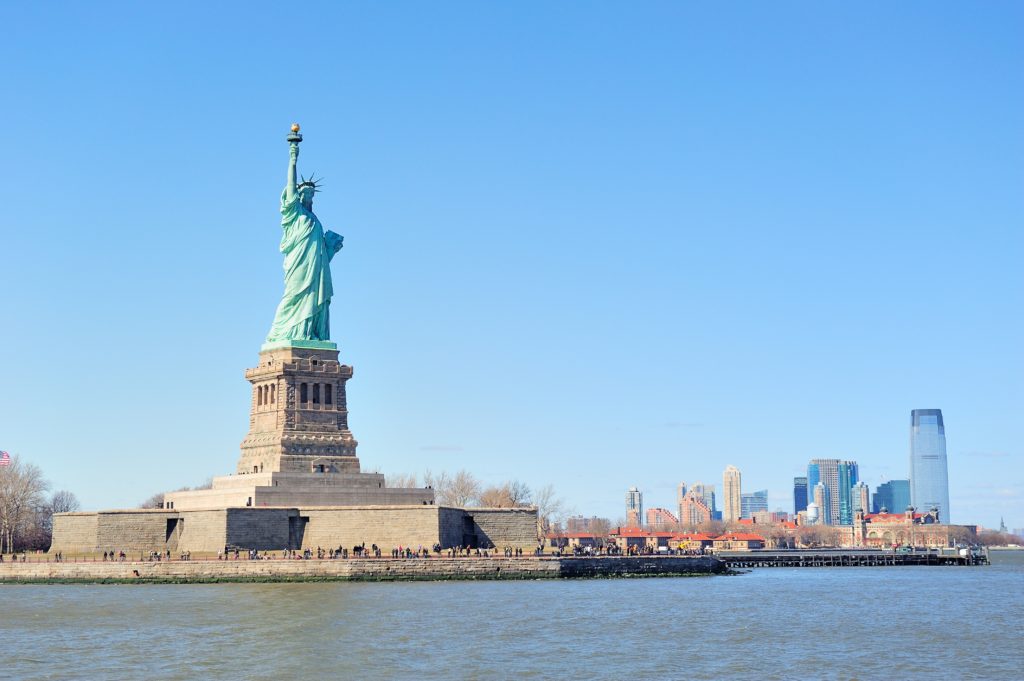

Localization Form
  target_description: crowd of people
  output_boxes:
[4,543,551,563]
[548,543,708,557]
[207,542,542,560]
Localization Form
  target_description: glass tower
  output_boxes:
[837,461,859,525]
[910,409,950,522]
[793,476,808,515]
[872,479,911,513]
[807,459,859,525]
[690,482,717,518]
[625,486,643,526]
[740,490,768,519]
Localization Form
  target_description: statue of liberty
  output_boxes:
[265,124,344,344]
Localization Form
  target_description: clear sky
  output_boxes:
[1,2,1021,528]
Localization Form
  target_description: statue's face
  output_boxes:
[298,186,314,207]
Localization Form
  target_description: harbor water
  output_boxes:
[3,550,1021,680]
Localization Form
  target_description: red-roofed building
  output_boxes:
[851,507,976,548]
[712,532,766,551]
[670,533,715,551]
[609,527,677,553]
[561,532,598,548]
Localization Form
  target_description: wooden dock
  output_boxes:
[715,548,990,569]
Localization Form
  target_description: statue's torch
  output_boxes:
[287,123,303,144]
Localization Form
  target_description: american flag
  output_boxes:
[0,451,10,466]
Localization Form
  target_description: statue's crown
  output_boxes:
[297,174,323,193]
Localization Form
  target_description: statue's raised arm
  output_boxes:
[285,124,302,203]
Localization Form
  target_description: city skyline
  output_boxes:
[615,411,962,528]
[1,4,1020,529]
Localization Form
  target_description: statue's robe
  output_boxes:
[266,188,344,342]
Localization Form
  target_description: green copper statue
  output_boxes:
[265,124,344,344]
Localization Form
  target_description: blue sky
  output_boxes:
[1,2,1021,528]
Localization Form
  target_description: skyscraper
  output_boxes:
[690,482,717,517]
[723,465,742,522]
[793,476,808,515]
[678,489,712,526]
[646,507,678,528]
[910,409,951,523]
[872,480,911,513]
[680,481,718,523]
[837,461,859,525]
[813,482,831,524]
[807,458,859,525]
[740,490,768,519]
[625,486,643,527]
[852,481,870,514]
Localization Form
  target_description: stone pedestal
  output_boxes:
[238,343,360,475]
[57,338,542,551]
[163,340,437,512]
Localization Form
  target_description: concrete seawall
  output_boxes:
[0,556,724,583]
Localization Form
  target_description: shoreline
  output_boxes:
[0,555,726,584]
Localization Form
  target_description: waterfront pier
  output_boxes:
[716,548,990,569]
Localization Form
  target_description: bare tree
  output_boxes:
[138,480,212,509]
[795,525,840,548]
[423,469,486,506]
[946,526,976,545]
[507,480,532,506]
[422,469,441,488]
[49,490,80,514]
[387,472,419,488]
[478,485,512,508]
[697,519,725,536]
[763,523,795,549]
[19,490,83,551]
[977,530,1019,546]
[446,470,481,507]
[422,469,449,502]
[588,517,612,538]
[0,455,50,553]
[478,480,536,509]
[532,484,567,534]
[139,492,166,509]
